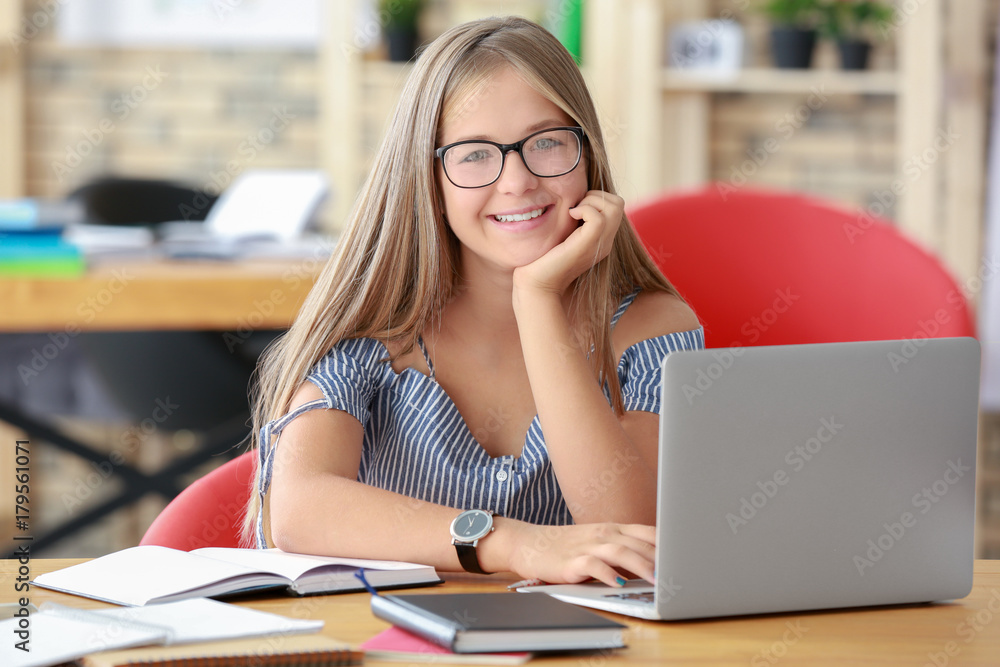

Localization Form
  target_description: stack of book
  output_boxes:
[0,199,85,277]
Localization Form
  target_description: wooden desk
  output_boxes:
[7,559,1000,665]
[0,255,323,555]
[0,256,323,332]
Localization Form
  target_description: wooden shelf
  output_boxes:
[978,467,1000,485]
[979,524,1000,545]
[661,67,899,95]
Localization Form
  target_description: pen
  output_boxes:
[506,578,545,590]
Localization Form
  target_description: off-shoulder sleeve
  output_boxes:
[254,337,386,548]
[617,327,705,414]
[305,337,386,426]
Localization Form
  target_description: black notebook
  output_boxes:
[369,592,627,653]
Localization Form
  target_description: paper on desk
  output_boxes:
[206,169,328,241]
[0,606,166,667]
[92,597,323,643]
[0,597,323,667]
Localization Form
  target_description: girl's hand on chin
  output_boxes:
[512,190,623,297]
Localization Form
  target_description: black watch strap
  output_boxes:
[455,542,490,574]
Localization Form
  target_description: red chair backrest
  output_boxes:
[628,187,974,348]
[140,452,255,550]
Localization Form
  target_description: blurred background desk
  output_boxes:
[0,256,322,556]
[0,257,319,332]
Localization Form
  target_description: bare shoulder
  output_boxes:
[613,290,701,355]
[288,379,326,410]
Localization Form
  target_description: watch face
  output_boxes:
[451,510,492,541]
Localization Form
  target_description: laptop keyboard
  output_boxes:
[602,591,655,603]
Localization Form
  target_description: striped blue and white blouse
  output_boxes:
[254,290,704,548]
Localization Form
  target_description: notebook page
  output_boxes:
[32,546,279,606]
[194,547,431,581]
[93,598,323,644]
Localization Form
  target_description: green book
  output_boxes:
[0,257,86,277]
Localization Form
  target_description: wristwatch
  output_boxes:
[450,509,494,574]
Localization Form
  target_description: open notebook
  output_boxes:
[32,546,440,606]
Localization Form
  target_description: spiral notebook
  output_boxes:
[79,634,361,667]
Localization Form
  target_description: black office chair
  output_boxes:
[9,177,280,554]
[68,176,219,226]
[68,176,266,430]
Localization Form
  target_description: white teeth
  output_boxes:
[495,207,545,223]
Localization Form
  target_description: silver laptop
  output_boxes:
[520,338,980,620]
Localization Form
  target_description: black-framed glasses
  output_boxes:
[435,126,584,189]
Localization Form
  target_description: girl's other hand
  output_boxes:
[512,190,623,297]
[503,520,655,587]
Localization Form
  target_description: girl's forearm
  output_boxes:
[512,288,657,524]
[268,472,525,573]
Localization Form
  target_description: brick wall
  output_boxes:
[704,0,899,215]
[22,0,319,206]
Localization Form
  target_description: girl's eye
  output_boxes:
[530,137,562,152]
[455,147,495,164]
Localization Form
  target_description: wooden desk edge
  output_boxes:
[4,560,999,666]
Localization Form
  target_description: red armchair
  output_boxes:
[140,452,255,550]
[628,187,974,347]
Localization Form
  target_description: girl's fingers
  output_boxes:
[592,541,656,584]
[618,523,657,545]
[577,556,629,588]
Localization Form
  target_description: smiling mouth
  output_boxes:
[492,206,549,223]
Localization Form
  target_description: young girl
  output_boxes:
[244,16,703,588]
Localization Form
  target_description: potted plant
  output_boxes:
[761,0,823,69]
[818,0,894,70]
[380,0,425,62]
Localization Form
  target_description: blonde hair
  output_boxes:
[242,16,679,544]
